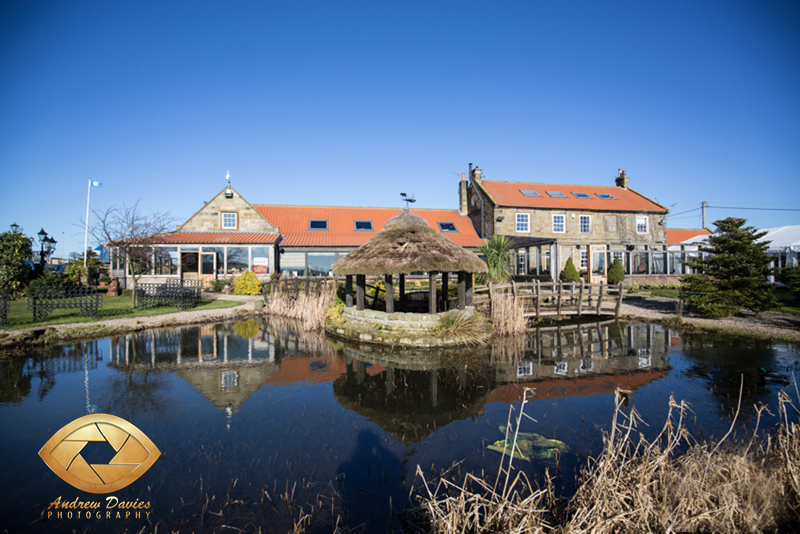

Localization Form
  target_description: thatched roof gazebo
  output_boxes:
[332,210,488,314]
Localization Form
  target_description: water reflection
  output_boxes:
[1,317,796,533]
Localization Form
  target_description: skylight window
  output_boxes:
[309,219,329,231]
[572,192,591,199]
[520,190,540,197]
[438,222,457,232]
[546,191,567,198]
[596,193,617,200]
[354,220,373,231]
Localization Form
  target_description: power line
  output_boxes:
[707,205,800,212]
[665,206,703,218]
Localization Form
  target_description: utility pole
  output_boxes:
[702,201,707,229]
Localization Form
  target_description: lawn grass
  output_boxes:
[2,295,243,330]
[776,288,800,316]
[649,288,681,299]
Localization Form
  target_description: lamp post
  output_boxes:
[36,228,57,270]
[10,222,19,233]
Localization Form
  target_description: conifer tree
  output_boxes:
[680,217,777,317]
[607,257,625,284]
[560,257,581,283]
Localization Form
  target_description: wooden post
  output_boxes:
[577,282,584,316]
[385,274,394,313]
[466,273,473,306]
[345,275,353,307]
[557,282,562,316]
[615,282,624,317]
[596,282,605,315]
[457,272,466,310]
[535,279,541,319]
[429,272,437,314]
[441,272,449,311]
[356,274,365,311]
[399,274,406,303]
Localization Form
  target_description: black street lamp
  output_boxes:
[37,228,57,269]
[10,222,19,233]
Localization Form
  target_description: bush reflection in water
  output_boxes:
[0,316,797,532]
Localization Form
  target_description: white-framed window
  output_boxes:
[612,251,625,267]
[580,250,588,269]
[221,212,237,229]
[636,216,649,234]
[516,213,530,233]
[579,215,591,234]
[552,214,565,233]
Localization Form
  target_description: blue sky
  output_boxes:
[1,0,798,256]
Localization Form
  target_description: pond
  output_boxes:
[0,317,798,533]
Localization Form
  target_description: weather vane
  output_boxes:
[400,192,416,208]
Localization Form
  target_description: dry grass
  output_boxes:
[435,310,492,346]
[266,284,334,331]
[490,292,527,336]
[414,379,800,534]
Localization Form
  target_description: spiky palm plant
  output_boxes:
[478,235,513,284]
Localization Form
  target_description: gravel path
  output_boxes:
[620,296,800,342]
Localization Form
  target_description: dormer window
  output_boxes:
[354,220,373,231]
[309,219,328,231]
[438,222,457,232]
[221,212,237,229]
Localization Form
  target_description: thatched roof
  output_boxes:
[332,210,488,276]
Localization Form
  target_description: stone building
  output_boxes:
[460,165,669,282]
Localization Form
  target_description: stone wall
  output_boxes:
[179,187,278,233]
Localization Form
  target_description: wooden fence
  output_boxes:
[475,280,624,319]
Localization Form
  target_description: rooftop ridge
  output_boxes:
[254,204,460,212]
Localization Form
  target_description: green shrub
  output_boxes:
[560,257,581,283]
[65,263,87,285]
[211,277,232,292]
[99,276,112,284]
[233,271,261,296]
[607,258,625,284]
[778,266,800,303]
[25,272,69,294]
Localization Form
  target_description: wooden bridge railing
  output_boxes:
[476,280,624,318]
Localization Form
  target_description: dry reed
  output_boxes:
[415,377,800,534]
[266,285,334,331]
[491,292,527,336]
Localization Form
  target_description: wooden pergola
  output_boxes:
[332,210,488,314]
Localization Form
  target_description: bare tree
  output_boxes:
[92,201,175,307]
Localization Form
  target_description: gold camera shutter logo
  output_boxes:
[39,414,161,494]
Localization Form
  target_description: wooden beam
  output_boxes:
[399,274,406,302]
[596,282,604,314]
[356,274,365,311]
[429,272,437,314]
[457,272,466,309]
[345,275,353,307]
[385,274,394,313]
[441,272,449,311]
[466,274,473,306]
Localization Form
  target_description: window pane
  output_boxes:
[203,247,225,275]
[201,253,215,275]
[281,252,306,276]
[308,253,335,276]
[222,212,237,229]
[652,253,666,274]
[553,215,565,233]
[309,220,328,230]
[592,252,605,275]
[155,247,178,275]
[355,220,373,231]
[580,215,591,233]
[438,222,457,232]
[227,247,249,275]
[632,252,648,274]
[515,214,529,233]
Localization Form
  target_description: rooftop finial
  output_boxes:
[226,170,231,182]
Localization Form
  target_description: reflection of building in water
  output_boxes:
[331,342,495,444]
[489,322,672,402]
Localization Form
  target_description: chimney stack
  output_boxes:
[459,172,468,214]
[615,168,629,189]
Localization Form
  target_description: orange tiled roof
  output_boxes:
[477,180,667,213]
[666,228,711,243]
[486,371,668,404]
[158,232,281,244]
[255,205,484,248]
